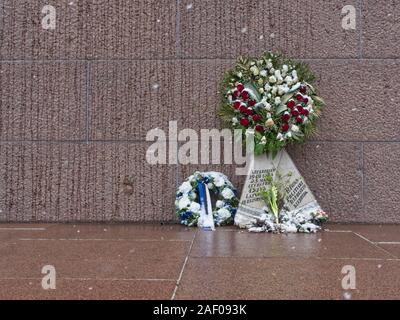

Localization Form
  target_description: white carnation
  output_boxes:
[213,175,225,187]
[260,136,267,145]
[178,196,191,210]
[221,188,235,200]
[275,97,281,105]
[269,75,277,83]
[216,200,225,208]
[291,125,299,132]
[259,69,267,77]
[250,66,259,76]
[277,133,284,141]
[232,117,238,125]
[266,61,273,69]
[189,202,201,213]
[264,84,271,91]
[179,181,192,194]
[217,208,231,220]
[274,69,281,78]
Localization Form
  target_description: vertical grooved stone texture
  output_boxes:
[180,0,358,59]
[90,60,233,140]
[288,143,363,222]
[363,143,400,223]
[362,1,400,58]
[309,60,400,141]
[0,0,176,59]
[0,62,86,140]
[0,143,176,222]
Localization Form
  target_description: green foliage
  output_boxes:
[258,171,293,223]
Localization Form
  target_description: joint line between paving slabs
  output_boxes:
[171,229,197,300]
[353,232,398,259]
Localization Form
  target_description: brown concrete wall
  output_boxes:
[0,0,398,223]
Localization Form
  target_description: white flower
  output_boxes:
[269,68,275,75]
[232,117,238,125]
[291,125,299,132]
[221,188,235,200]
[264,103,271,111]
[178,196,191,210]
[260,136,267,145]
[282,65,289,73]
[286,131,292,138]
[188,175,196,183]
[250,65,259,76]
[266,61,273,69]
[217,208,231,220]
[213,175,225,187]
[179,181,192,194]
[258,87,264,94]
[259,69,267,77]
[275,97,281,105]
[266,112,271,118]
[277,133,284,141]
[292,70,298,78]
[274,69,281,78]
[268,75,277,83]
[216,200,225,208]
[264,83,271,91]
[292,76,298,84]
[271,86,277,94]
[189,202,200,214]
[207,183,214,190]
[237,71,243,78]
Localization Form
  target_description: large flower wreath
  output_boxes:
[175,172,239,227]
[219,52,324,156]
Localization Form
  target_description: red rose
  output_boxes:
[295,93,303,101]
[291,109,299,117]
[296,116,303,124]
[287,99,295,109]
[281,113,290,122]
[301,109,309,116]
[248,99,256,106]
[233,101,241,110]
[232,90,239,99]
[300,85,307,94]
[297,105,304,113]
[246,108,255,115]
[303,97,309,104]
[255,124,264,133]
[240,118,250,126]
[237,83,245,92]
[239,105,247,113]
[281,123,289,132]
[241,90,249,100]
[252,114,261,122]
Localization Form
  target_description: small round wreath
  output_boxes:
[219,52,325,156]
[175,171,239,227]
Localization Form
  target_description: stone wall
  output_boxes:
[0,1,398,223]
